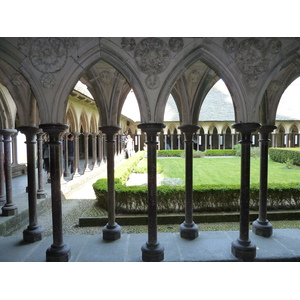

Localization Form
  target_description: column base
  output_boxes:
[37,190,47,199]
[1,205,18,216]
[231,239,256,261]
[102,223,121,241]
[180,221,199,240]
[23,225,44,243]
[46,243,71,262]
[252,219,273,237]
[141,242,164,262]
[0,197,6,205]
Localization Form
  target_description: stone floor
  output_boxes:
[1,158,300,262]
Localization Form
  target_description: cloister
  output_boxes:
[1,37,300,262]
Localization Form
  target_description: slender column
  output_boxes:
[39,124,71,262]
[91,133,98,169]
[0,134,5,203]
[36,131,47,199]
[179,124,200,240]
[11,132,18,166]
[138,123,165,262]
[98,133,102,165]
[231,122,260,261]
[99,126,121,241]
[252,125,277,237]
[64,133,70,177]
[177,134,181,150]
[0,129,18,216]
[83,132,90,172]
[72,132,80,177]
[18,126,44,242]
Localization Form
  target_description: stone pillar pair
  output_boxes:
[231,123,276,261]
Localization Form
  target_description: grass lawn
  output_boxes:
[157,156,300,185]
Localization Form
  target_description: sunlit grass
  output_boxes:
[157,156,300,185]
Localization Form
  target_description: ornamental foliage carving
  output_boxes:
[223,37,282,87]
[134,38,171,75]
[17,37,79,89]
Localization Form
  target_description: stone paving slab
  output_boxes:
[1,229,300,262]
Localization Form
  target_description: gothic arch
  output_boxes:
[79,109,89,133]
[66,105,77,132]
[155,40,246,124]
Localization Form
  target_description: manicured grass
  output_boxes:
[157,156,300,185]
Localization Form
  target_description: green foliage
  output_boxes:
[269,148,300,166]
[180,150,205,158]
[251,147,260,159]
[157,150,185,157]
[234,144,241,156]
[285,158,294,169]
[203,149,236,156]
[93,149,300,214]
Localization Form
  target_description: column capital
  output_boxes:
[178,124,200,134]
[232,122,261,134]
[99,125,121,135]
[17,126,40,141]
[0,129,17,137]
[258,125,277,134]
[39,124,68,143]
[138,123,165,136]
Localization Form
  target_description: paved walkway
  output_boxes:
[1,158,300,262]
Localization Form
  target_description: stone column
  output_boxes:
[0,129,18,216]
[91,133,98,169]
[83,132,90,172]
[73,132,81,177]
[138,123,165,262]
[98,133,102,165]
[231,122,260,261]
[36,130,47,199]
[179,124,200,240]
[0,134,5,203]
[18,126,44,242]
[252,125,277,237]
[39,124,71,262]
[99,126,122,241]
[11,132,18,166]
[64,133,70,177]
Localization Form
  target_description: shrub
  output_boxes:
[234,144,241,156]
[269,148,300,166]
[157,150,184,157]
[203,149,236,156]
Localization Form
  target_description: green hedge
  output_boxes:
[269,148,300,165]
[157,150,184,157]
[203,149,236,156]
[93,151,300,213]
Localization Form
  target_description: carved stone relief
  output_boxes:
[223,37,282,88]
[145,75,160,90]
[134,37,171,75]
[188,70,201,83]
[99,70,112,84]
[17,37,79,89]
[169,38,184,52]
[121,38,136,51]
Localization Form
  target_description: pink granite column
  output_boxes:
[18,126,44,242]
[99,125,122,241]
[178,124,200,240]
[0,129,18,216]
[231,122,260,261]
[39,124,71,262]
[138,123,165,262]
